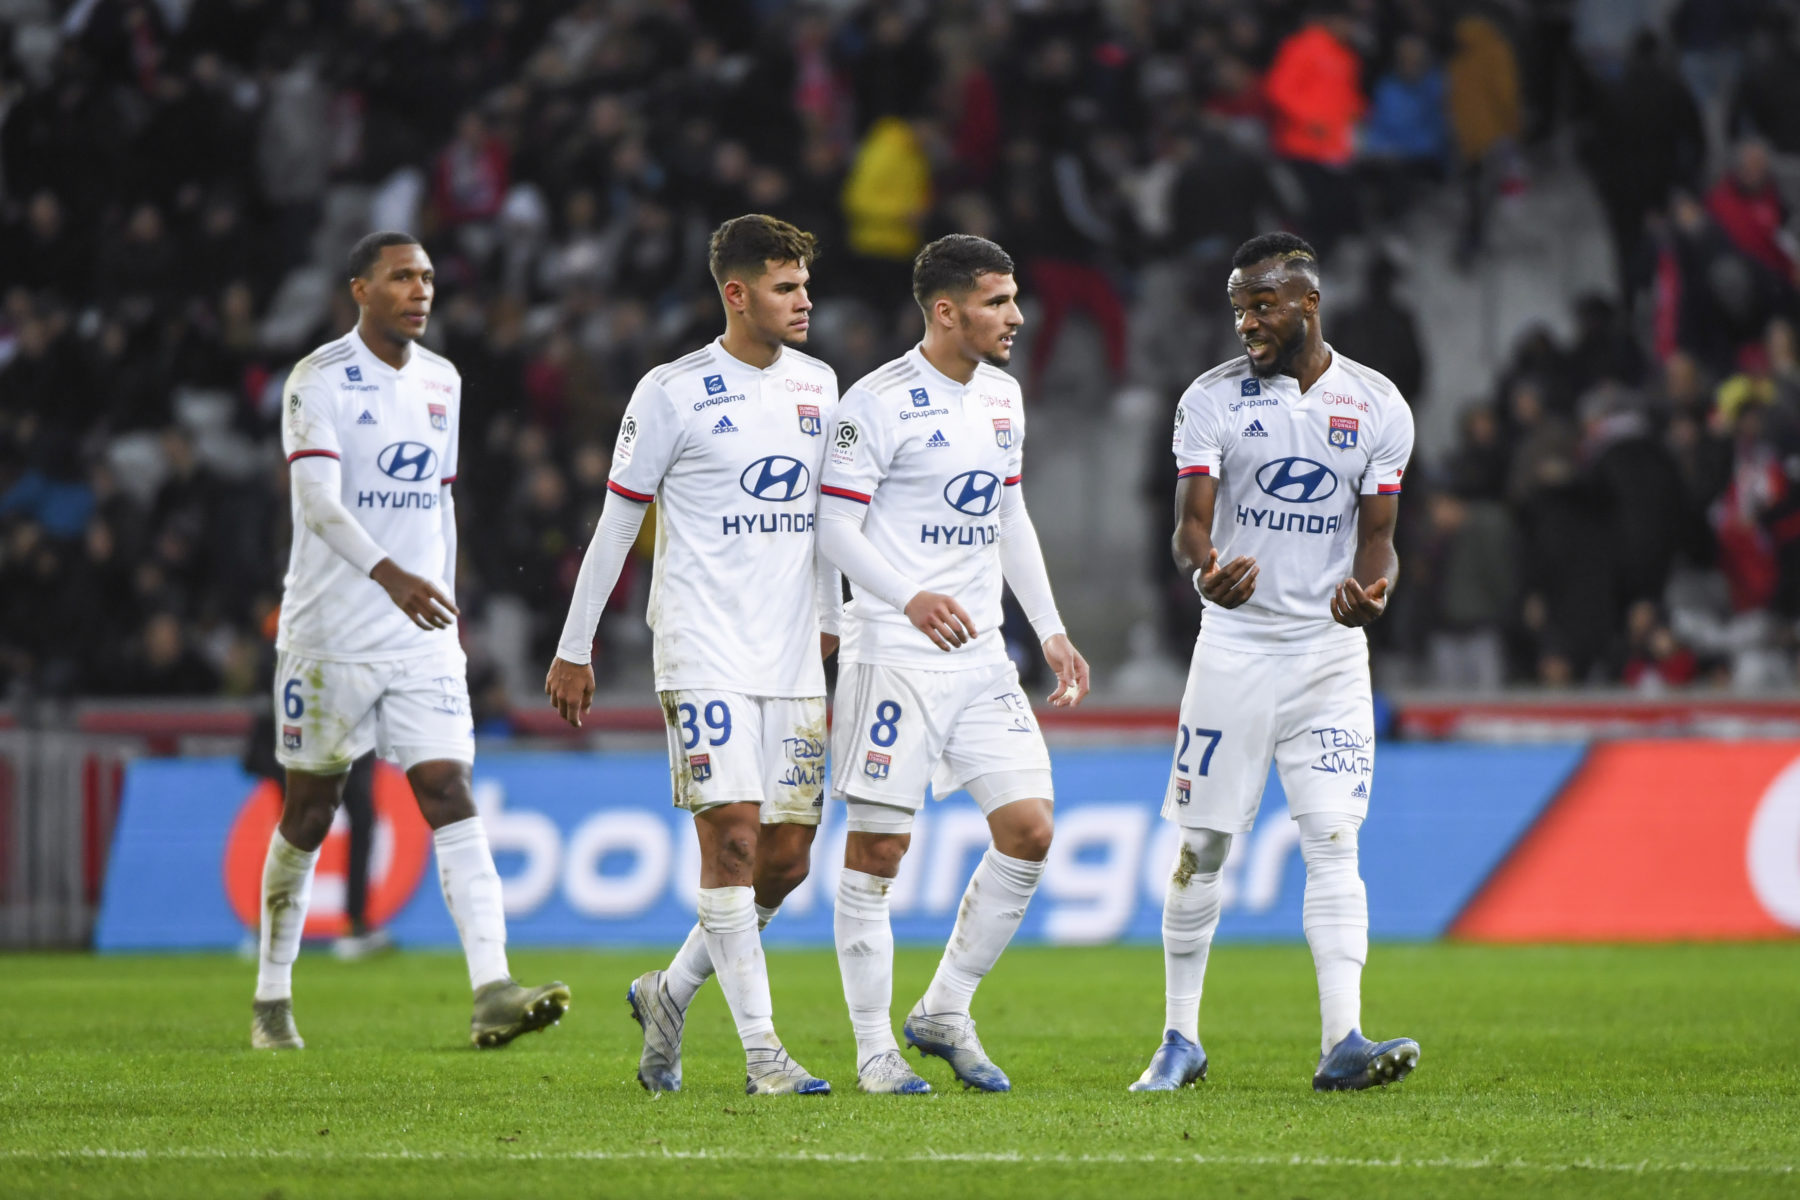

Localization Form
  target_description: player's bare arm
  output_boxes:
[544,656,595,728]
[821,633,839,660]
[370,558,458,630]
[1331,493,1399,627]
[1174,473,1258,608]
[904,590,977,652]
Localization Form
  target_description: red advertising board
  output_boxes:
[1455,741,1800,941]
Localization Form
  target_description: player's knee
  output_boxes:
[1176,828,1232,880]
[407,762,476,829]
[756,852,810,901]
[996,813,1053,862]
[845,832,909,877]
[1297,814,1361,868]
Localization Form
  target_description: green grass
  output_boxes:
[1,944,1796,1199]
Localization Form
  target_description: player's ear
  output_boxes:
[933,295,955,329]
[721,278,747,314]
[350,276,366,307]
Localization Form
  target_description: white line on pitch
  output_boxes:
[0,1148,1793,1175]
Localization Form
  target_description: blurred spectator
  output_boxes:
[1420,488,1516,691]
[1263,6,1366,254]
[1446,14,1521,265]
[1330,254,1424,406]
[1705,139,1795,283]
[1360,35,1448,225]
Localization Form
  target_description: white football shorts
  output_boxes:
[657,691,827,825]
[1161,634,1374,832]
[831,660,1054,814]
[273,645,474,774]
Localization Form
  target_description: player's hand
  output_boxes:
[1042,633,1090,707]
[1331,577,1389,627]
[370,559,458,629]
[1196,549,1258,608]
[821,633,839,661]
[904,590,977,652]
[544,656,596,728]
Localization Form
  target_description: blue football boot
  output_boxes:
[1312,1029,1420,1092]
[903,1004,1010,1092]
[1128,1030,1208,1091]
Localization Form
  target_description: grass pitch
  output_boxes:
[1,943,1796,1198]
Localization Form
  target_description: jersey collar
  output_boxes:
[905,344,973,393]
[712,335,793,377]
[351,326,413,377]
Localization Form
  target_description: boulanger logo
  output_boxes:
[1255,456,1338,503]
[943,470,1002,516]
[740,455,810,502]
[378,441,438,482]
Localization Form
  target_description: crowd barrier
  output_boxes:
[94,741,1800,950]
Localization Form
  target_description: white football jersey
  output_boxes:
[1173,345,1413,653]
[278,329,460,662]
[609,338,838,697]
[821,346,1023,670]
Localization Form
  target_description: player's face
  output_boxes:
[355,244,435,343]
[1228,261,1314,378]
[743,260,813,347]
[952,272,1024,367]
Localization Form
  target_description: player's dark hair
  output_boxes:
[912,234,1015,311]
[708,214,818,287]
[348,231,423,279]
[1231,232,1320,275]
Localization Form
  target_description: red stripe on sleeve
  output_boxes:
[1377,484,1402,494]
[820,484,872,504]
[1176,465,1211,477]
[287,449,341,463]
[1003,474,1023,486]
[607,480,655,502]
[440,475,457,485]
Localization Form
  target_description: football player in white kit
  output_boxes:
[253,232,569,1051]
[546,215,840,1096]
[1130,233,1420,1093]
[818,235,1090,1095]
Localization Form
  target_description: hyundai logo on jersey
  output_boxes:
[1240,378,1259,396]
[740,455,810,502]
[346,365,362,382]
[994,418,1013,449]
[910,387,930,407]
[377,441,439,482]
[943,470,1002,516]
[704,375,726,395]
[797,404,822,436]
[1329,415,1359,448]
[1255,456,1338,503]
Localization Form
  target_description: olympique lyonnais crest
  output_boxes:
[1328,415,1359,449]
[1175,777,1191,805]
[689,753,712,783]
[428,403,448,431]
[864,751,891,780]
[282,725,302,751]
[993,418,1013,449]
[797,404,822,436]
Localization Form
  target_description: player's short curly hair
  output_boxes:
[1231,232,1320,275]
[348,231,422,279]
[707,214,818,287]
[912,234,1015,312]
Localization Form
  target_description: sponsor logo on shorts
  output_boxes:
[1350,780,1369,801]
[689,753,712,783]
[864,751,891,781]
[1175,777,1190,804]
[282,725,302,751]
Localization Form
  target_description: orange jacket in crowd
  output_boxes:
[1264,24,1365,167]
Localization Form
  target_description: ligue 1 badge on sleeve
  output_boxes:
[797,404,822,436]
[428,403,448,431]
[993,417,1013,449]
[1329,415,1359,449]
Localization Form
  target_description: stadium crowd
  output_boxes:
[4,0,1800,701]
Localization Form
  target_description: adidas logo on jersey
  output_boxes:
[926,429,949,448]
[713,416,738,434]
[357,410,377,425]
[1350,781,1369,800]
[1242,419,1268,437]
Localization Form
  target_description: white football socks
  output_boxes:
[665,902,781,1011]
[254,832,320,1002]
[834,869,898,1066]
[1297,812,1368,1053]
[920,848,1043,1016]
[697,886,778,1050]
[1162,828,1231,1042]
[433,816,511,991]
